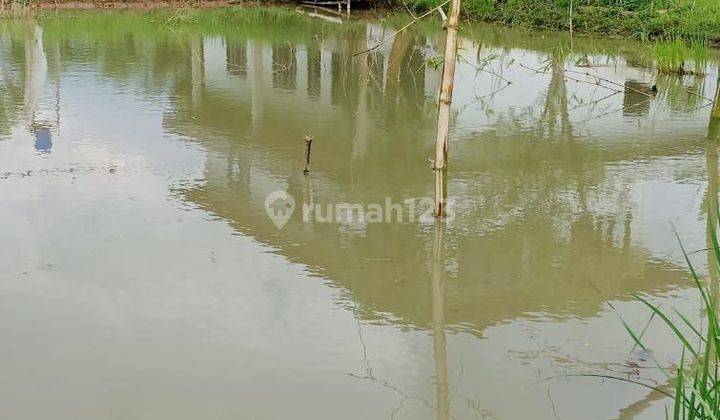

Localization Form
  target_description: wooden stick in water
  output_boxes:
[303,134,314,174]
[433,0,461,217]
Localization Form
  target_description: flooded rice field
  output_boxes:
[1,7,720,419]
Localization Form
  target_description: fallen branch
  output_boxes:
[459,54,513,85]
[519,62,624,96]
[565,68,655,99]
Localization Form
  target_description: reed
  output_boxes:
[619,222,720,418]
[653,39,708,75]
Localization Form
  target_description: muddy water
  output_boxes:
[1,7,719,419]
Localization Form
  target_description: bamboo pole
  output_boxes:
[433,0,461,217]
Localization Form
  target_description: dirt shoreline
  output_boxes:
[19,0,233,10]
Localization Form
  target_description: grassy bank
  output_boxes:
[403,0,720,46]
[4,0,720,46]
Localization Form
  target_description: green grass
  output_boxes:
[401,0,720,46]
[6,0,720,45]
[26,6,364,42]
[652,39,709,75]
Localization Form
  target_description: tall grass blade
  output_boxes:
[633,294,699,358]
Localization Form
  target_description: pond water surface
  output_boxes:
[1,7,719,419]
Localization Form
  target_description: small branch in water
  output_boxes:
[534,374,674,398]
[566,69,655,99]
[547,388,562,420]
[519,63,626,96]
[399,0,418,19]
[303,134,314,174]
[458,54,513,85]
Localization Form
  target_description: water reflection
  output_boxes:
[159,20,710,417]
[0,9,719,419]
[538,53,572,139]
[622,80,654,116]
[431,220,449,420]
[0,22,60,150]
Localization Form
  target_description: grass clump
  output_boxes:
[652,39,708,75]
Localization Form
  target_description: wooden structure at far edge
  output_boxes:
[300,0,352,15]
